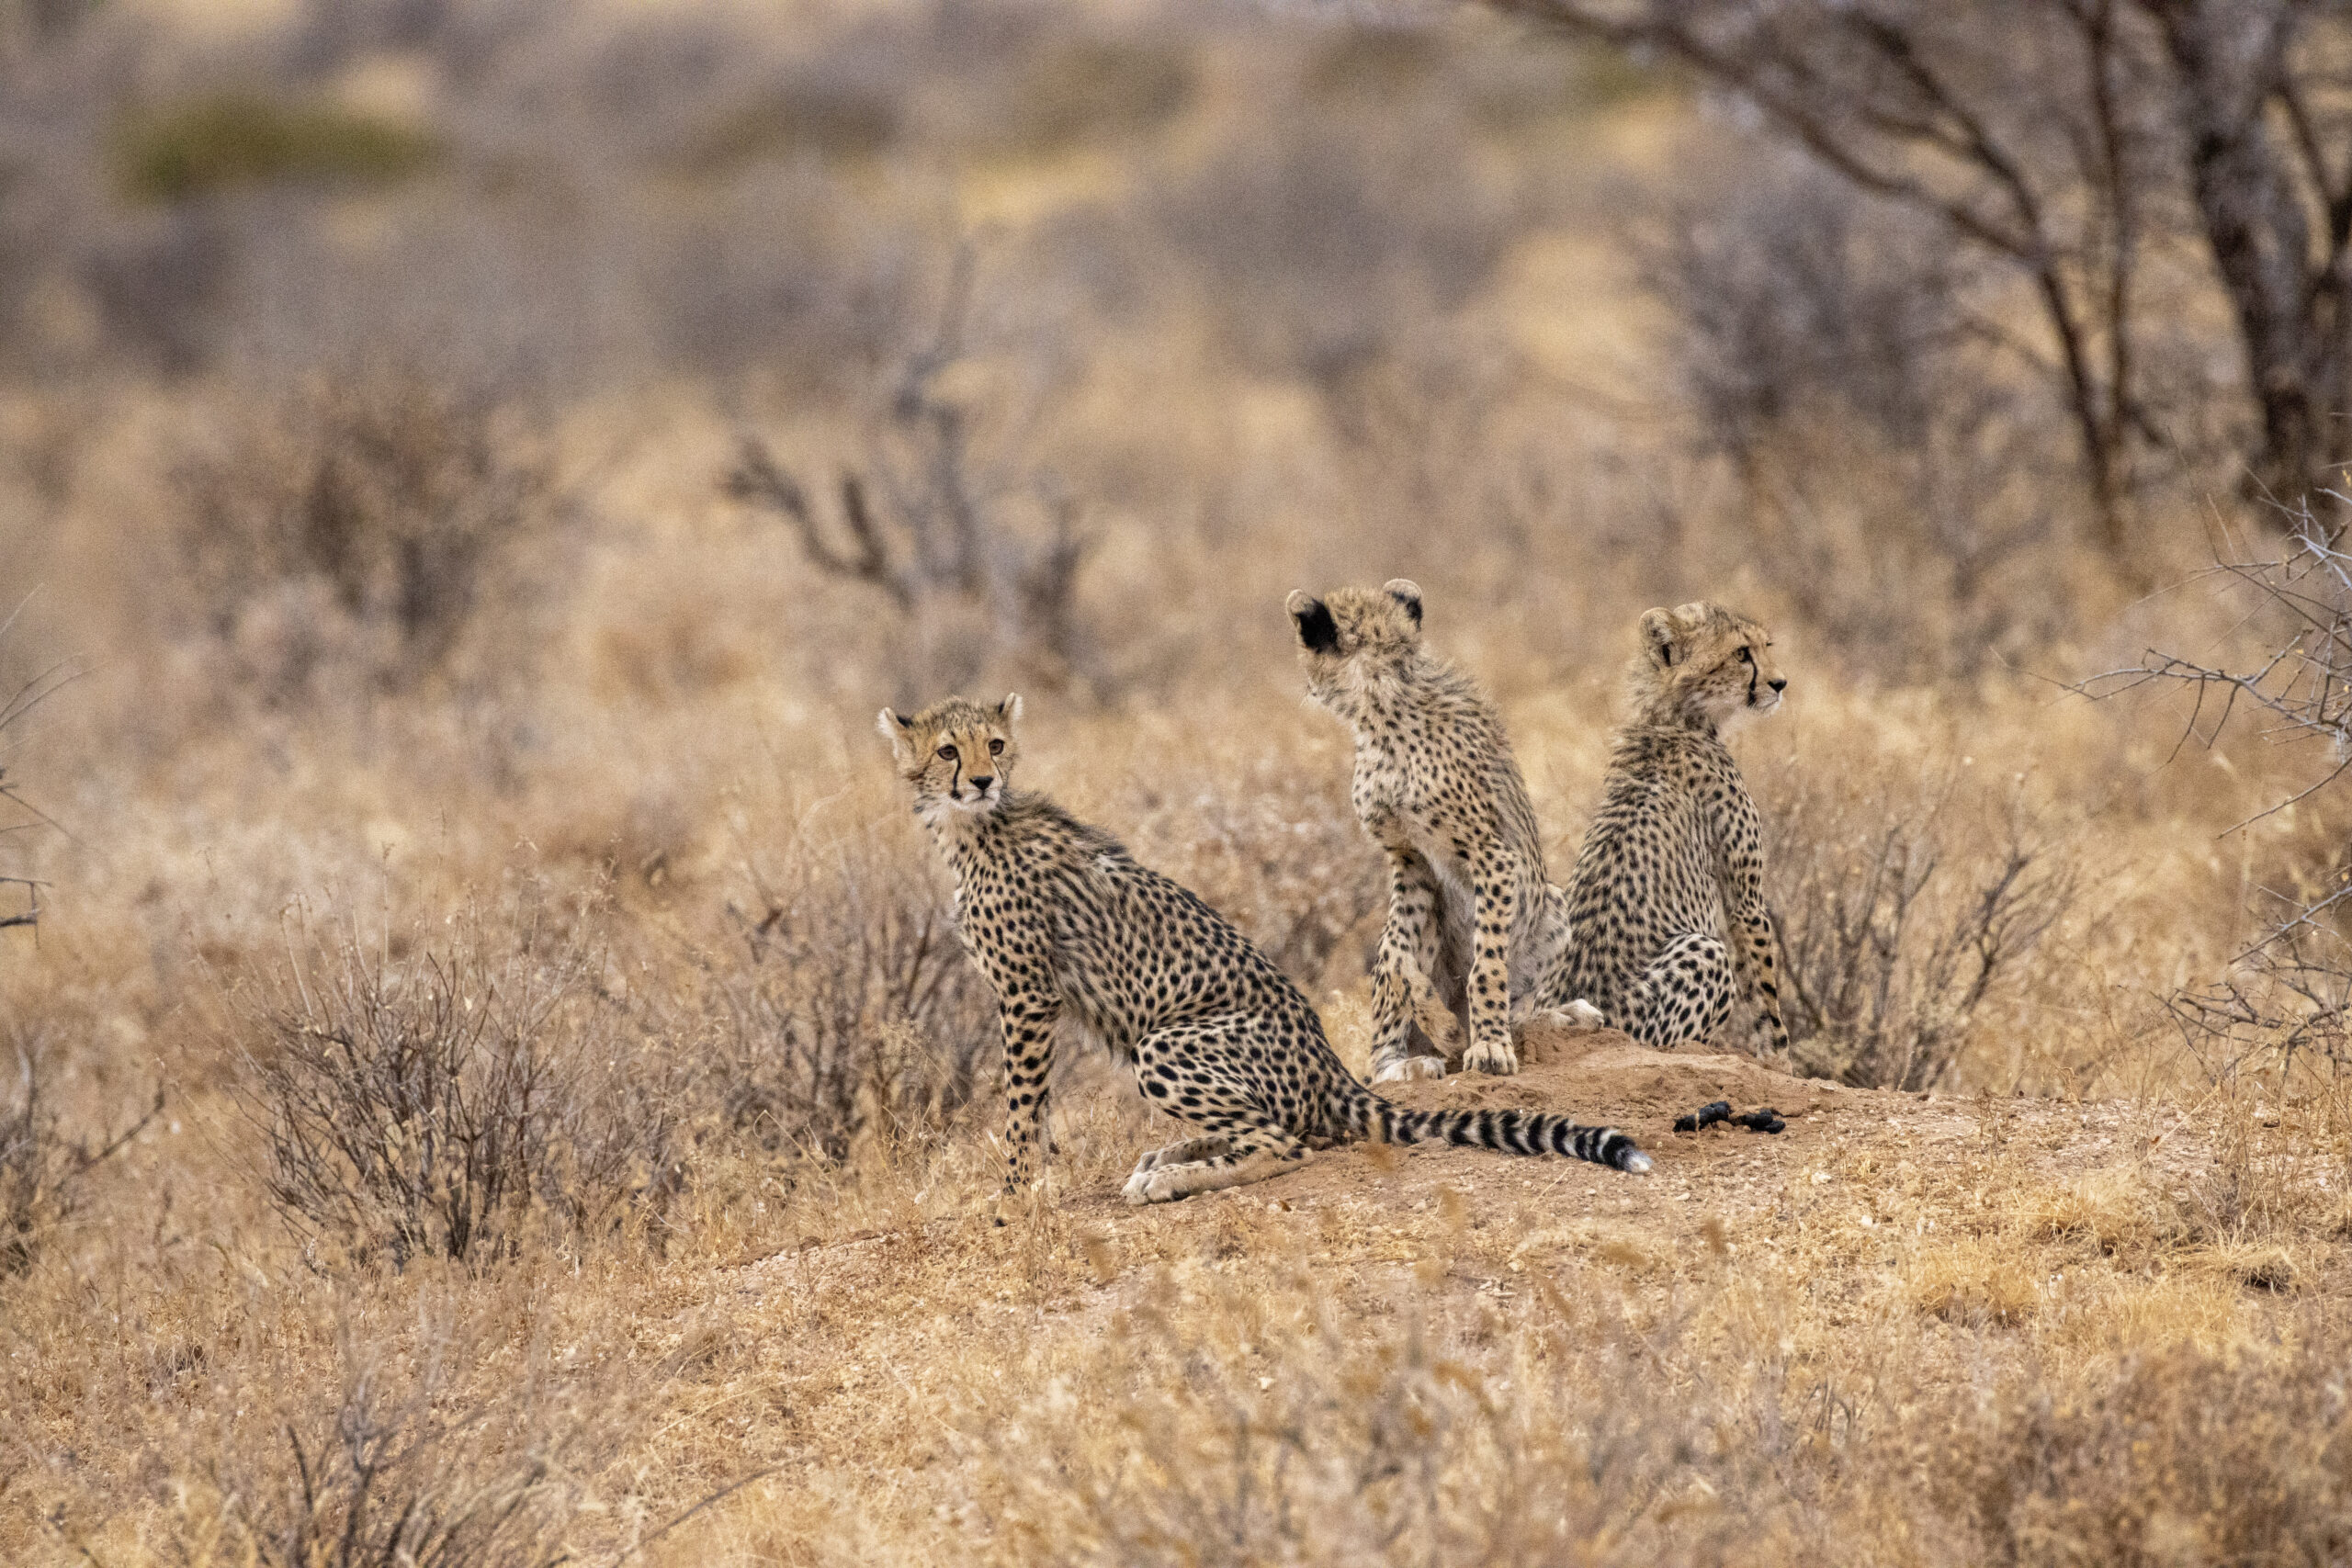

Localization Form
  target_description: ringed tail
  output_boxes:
[1337,1087,1651,1174]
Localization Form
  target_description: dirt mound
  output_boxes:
[1376,1017,1843,1131]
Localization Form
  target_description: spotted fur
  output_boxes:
[1545,603,1792,1057]
[879,694,1650,1208]
[1286,581,1575,1084]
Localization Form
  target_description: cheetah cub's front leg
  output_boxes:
[1368,850,1448,1083]
[1459,853,1521,1076]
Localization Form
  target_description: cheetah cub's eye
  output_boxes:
[937,744,958,761]
[988,739,1004,756]
[1736,647,1754,663]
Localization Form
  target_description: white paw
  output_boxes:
[1372,1055,1447,1084]
[1561,999,1605,1028]
[1125,1164,1196,1205]
[1464,1040,1520,1076]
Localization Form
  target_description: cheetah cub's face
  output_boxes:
[1635,602,1786,732]
[1284,579,1425,695]
[878,694,1022,821]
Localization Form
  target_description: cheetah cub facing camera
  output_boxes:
[1547,603,1793,1058]
[1286,581,1593,1086]
[880,694,1650,1210]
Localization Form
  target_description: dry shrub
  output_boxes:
[2177,1241,2299,1293]
[173,1386,573,1568]
[110,92,442,205]
[1646,160,2098,677]
[2092,516,2352,1087]
[1934,1342,2352,1566]
[1906,1235,2040,1327]
[2012,1103,2332,1279]
[726,253,1099,700]
[1,1025,158,1277]
[164,1298,599,1568]
[983,35,1194,156]
[646,165,918,388]
[170,374,552,705]
[1758,751,2079,1089]
[234,901,676,1269]
[1155,111,1510,391]
[974,1266,1792,1567]
[683,817,995,1163]
[1114,739,1381,989]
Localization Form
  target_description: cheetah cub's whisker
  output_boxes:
[1542,602,1794,1059]
[879,694,1650,1213]
[1287,580,1570,1086]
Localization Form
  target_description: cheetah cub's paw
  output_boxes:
[1124,1162,1203,1205]
[1463,1039,1520,1076]
[1122,1148,1166,1205]
[1372,1055,1447,1084]
[1539,999,1606,1029]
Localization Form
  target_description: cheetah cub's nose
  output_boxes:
[1768,678,1787,693]
[968,774,995,793]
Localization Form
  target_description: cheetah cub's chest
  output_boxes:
[1355,751,1480,947]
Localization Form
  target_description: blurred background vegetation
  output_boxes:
[3,0,2351,1560]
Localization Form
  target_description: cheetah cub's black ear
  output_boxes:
[1285,590,1339,653]
[1639,607,1683,669]
[996,693,1023,726]
[1382,578,1423,628]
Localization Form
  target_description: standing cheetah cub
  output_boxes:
[880,694,1650,1210]
[1286,581,1579,1085]
[1547,603,1792,1058]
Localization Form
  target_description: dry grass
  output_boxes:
[0,2,2348,1563]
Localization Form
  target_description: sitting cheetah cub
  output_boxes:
[1286,581,1586,1085]
[1547,603,1792,1058]
[880,694,1650,1209]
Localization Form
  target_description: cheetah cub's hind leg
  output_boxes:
[1123,1134,1231,1202]
[1127,1124,1311,1205]
[1124,1015,1320,1203]
[1625,932,1736,1048]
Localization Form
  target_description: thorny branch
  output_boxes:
[2076,498,2352,1077]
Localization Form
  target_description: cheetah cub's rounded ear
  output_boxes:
[876,706,915,761]
[996,693,1023,725]
[1382,579,1423,627]
[1639,607,1683,668]
[1285,590,1339,653]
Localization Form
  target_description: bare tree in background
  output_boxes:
[2082,507,2352,1079]
[1499,0,2352,552]
[725,250,1095,702]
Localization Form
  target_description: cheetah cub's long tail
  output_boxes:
[1336,1088,1652,1174]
